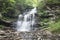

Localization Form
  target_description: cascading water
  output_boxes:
[16,7,37,32]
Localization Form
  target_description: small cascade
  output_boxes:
[16,7,37,32]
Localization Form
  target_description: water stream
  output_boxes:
[14,7,37,40]
[16,7,37,32]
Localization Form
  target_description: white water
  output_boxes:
[16,7,37,32]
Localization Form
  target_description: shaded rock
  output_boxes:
[0,29,60,40]
[0,30,5,35]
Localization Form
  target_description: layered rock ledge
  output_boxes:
[0,28,60,40]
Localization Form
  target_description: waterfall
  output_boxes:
[16,7,37,32]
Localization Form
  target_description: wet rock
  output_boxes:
[0,30,5,35]
[0,29,60,40]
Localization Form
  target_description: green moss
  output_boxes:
[1,16,16,22]
[46,0,60,4]
[0,25,5,29]
[47,21,60,33]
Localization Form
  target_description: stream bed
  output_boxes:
[0,28,60,40]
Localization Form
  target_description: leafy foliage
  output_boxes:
[46,0,60,4]
[0,0,60,33]
[47,21,60,33]
[25,0,38,7]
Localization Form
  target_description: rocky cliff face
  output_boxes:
[0,28,60,40]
